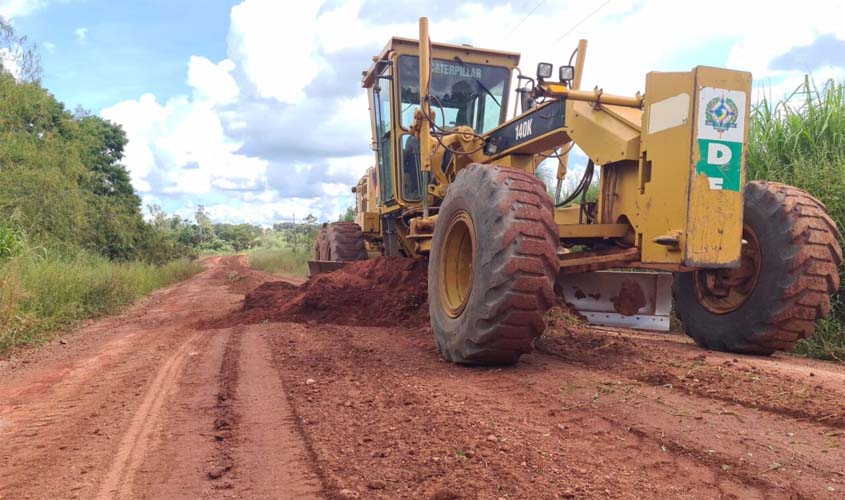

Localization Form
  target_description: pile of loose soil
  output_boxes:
[215,257,429,329]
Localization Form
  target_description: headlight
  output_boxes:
[536,62,553,80]
[559,65,575,82]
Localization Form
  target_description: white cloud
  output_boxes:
[187,56,239,105]
[0,0,49,19]
[0,47,21,78]
[42,41,55,53]
[100,0,845,226]
[227,0,326,103]
[100,93,166,192]
[101,92,270,197]
[179,196,346,226]
[74,26,87,42]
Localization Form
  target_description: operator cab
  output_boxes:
[362,38,520,208]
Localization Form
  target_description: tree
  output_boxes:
[195,205,214,244]
[0,18,198,263]
[339,206,355,222]
[303,213,318,239]
[0,17,41,82]
[214,223,260,252]
[0,68,87,244]
[75,114,134,197]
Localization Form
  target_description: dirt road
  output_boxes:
[1,256,843,499]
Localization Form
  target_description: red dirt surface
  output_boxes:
[2,256,845,500]
[218,256,429,329]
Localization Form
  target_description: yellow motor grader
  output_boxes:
[312,18,842,365]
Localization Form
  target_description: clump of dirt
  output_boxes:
[214,257,429,329]
[610,279,647,316]
[205,255,270,294]
[242,281,298,310]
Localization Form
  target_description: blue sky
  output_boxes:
[13,0,234,111]
[2,0,844,225]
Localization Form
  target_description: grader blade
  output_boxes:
[307,260,348,278]
[557,271,673,331]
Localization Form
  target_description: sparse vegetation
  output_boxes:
[247,215,320,277]
[250,247,312,277]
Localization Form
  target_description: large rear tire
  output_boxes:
[314,226,329,260]
[325,222,367,261]
[674,181,842,354]
[428,164,559,365]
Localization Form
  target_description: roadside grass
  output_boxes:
[748,78,845,361]
[249,247,310,277]
[0,244,203,352]
[796,310,845,361]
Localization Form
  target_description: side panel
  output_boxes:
[359,212,381,234]
[637,71,695,264]
[684,67,751,267]
[568,100,640,165]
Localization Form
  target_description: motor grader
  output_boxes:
[312,18,842,365]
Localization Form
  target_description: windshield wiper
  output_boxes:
[453,56,501,108]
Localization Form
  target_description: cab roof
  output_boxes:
[362,37,521,88]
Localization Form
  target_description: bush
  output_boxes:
[0,224,23,258]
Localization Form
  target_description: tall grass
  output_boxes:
[748,78,845,361]
[0,242,203,352]
[250,247,311,277]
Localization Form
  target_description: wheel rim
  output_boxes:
[439,210,476,318]
[693,224,762,314]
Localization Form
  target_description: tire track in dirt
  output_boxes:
[129,327,229,500]
[230,327,322,499]
[102,257,321,500]
[190,323,322,499]
[204,326,241,489]
[0,255,291,500]
[260,319,844,499]
[95,330,204,500]
[536,327,845,429]
[578,326,845,396]
[0,279,219,500]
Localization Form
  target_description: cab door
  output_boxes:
[370,64,395,205]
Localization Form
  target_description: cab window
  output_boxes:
[372,67,394,203]
[399,135,423,201]
[398,55,510,133]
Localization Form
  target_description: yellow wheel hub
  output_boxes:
[439,210,476,318]
[694,224,762,314]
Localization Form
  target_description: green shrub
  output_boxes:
[0,224,23,258]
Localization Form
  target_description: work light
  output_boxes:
[559,65,575,83]
[536,62,553,80]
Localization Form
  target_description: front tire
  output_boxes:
[428,165,559,365]
[674,181,842,354]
